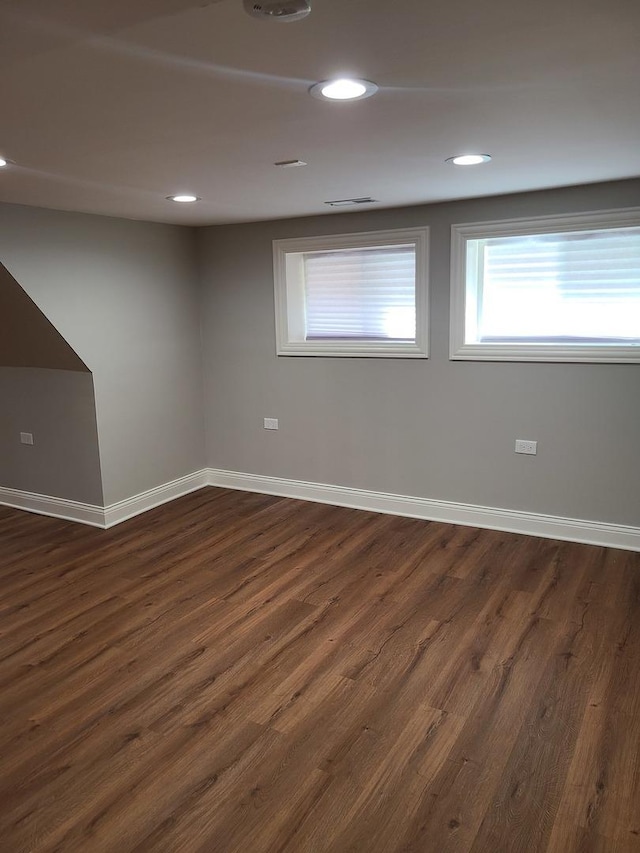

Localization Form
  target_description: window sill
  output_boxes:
[277,341,428,358]
[450,342,640,363]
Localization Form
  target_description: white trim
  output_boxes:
[453,206,640,238]
[0,470,209,529]
[273,226,429,358]
[0,486,105,527]
[3,469,638,552]
[207,468,640,552]
[450,206,640,363]
[449,344,640,363]
[273,342,428,358]
[103,470,208,528]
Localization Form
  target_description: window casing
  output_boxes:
[450,208,640,363]
[273,227,429,357]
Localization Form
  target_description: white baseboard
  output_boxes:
[103,470,208,527]
[0,485,105,528]
[0,470,208,530]
[207,468,640,552]
[4,468,638,552]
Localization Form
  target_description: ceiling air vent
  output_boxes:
[324,197,378,207]
[243,0,311,22]
[274,159,307,167]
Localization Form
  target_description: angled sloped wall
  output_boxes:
[0,261,103,505]
[0,202,205,507]
[0,261,89,372]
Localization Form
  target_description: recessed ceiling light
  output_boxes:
[0,157,8,168]
[446,154,492,166]
[309,78,378,102]
[167,194,200,203]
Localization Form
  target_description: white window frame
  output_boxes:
[450,207,640,363]
[273,227,429,358]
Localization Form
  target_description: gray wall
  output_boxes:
[198,179,640,528]
[0,202,205,505]
[0,367,103,505]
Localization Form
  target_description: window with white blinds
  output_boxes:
[450,210,640,362]
[273,227,429,357]
[304,246,416,341]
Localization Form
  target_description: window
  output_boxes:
[273,227,429,357]
[450,208,640,362]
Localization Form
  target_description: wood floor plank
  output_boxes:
[1,489,639,852]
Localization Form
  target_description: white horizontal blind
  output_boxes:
[303,245,416,341]
[477,226,640,343]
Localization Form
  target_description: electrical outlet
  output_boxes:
[20,432,34,445]
[263,418,279,430]
[515,439,537,455]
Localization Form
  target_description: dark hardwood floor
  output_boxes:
[1,488,639,852]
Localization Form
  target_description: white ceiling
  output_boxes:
[1,0,639,225]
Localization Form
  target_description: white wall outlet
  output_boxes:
[20,432,34,445]
[263,418,279,430]
[515,439,537,455]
